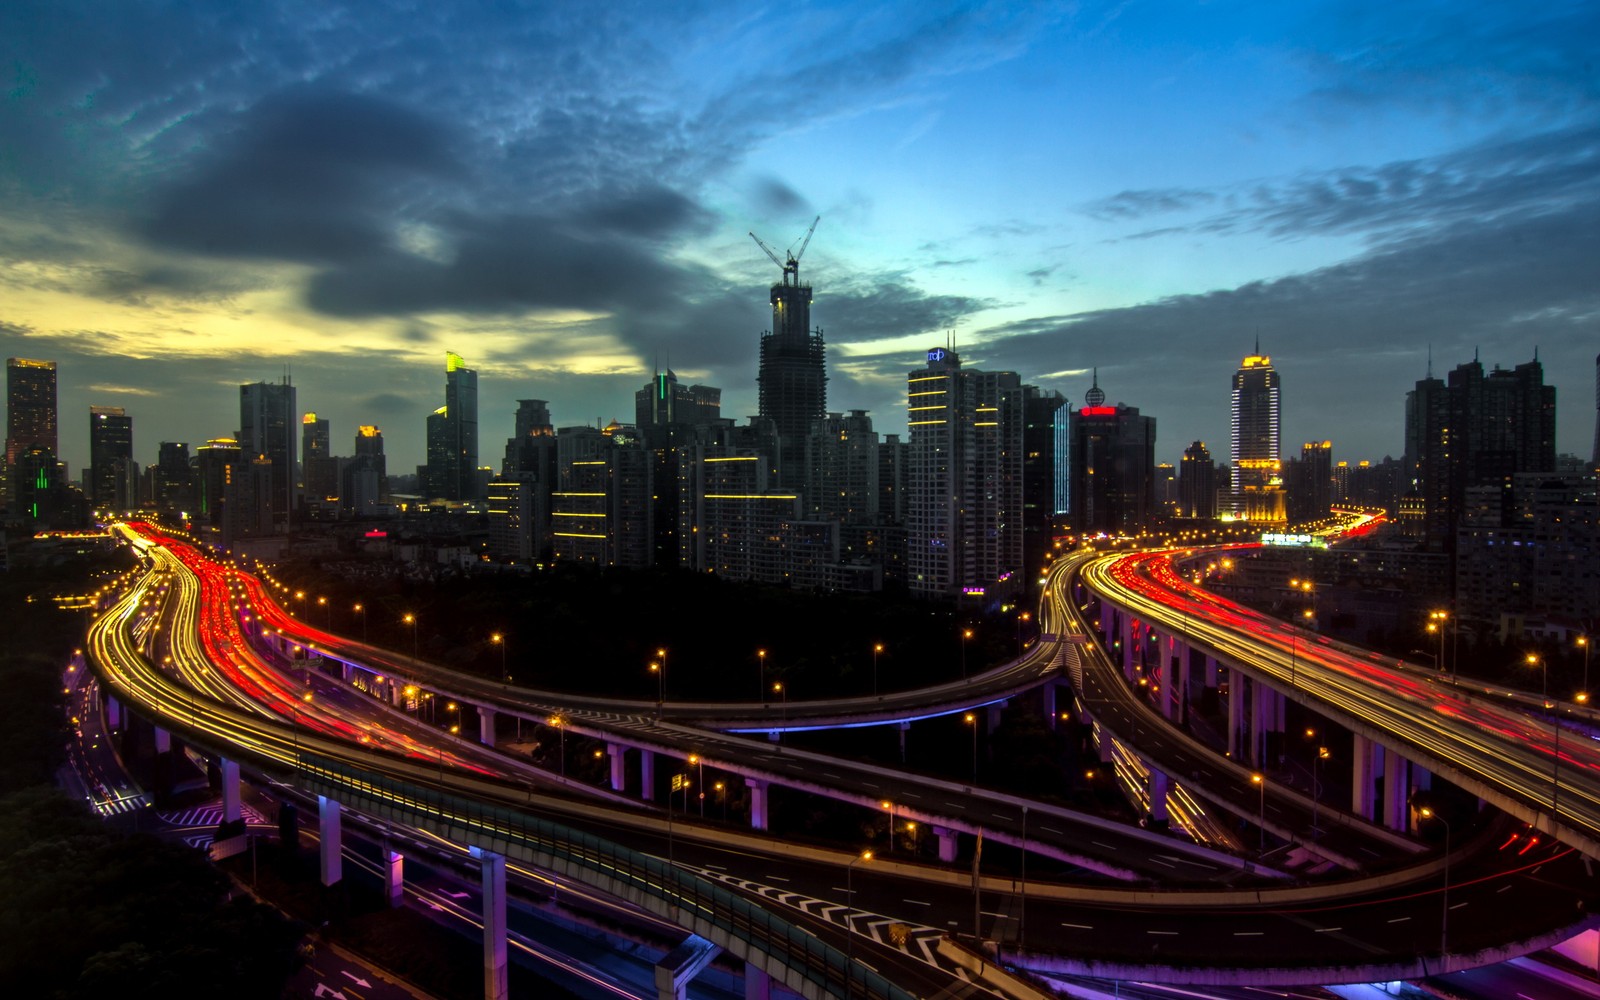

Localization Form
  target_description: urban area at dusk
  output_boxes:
[1,3,1597,1000]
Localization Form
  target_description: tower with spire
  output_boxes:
[1229,344,1284,522]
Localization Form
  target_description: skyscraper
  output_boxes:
[1592,353,1599,473]
[1179,441,1218,520]
[635,370,721,429]
[755,235,826,489]
[344,425,386,515]
[6,358,57,512]
[423,352,480,500]
[154,442,194,514]
[1230,346,1284,522]
[905,348,1024,601]
[239,379,296,526]
[88,405,134,509]
[1068,380,1157,536]
[301,412,336,505]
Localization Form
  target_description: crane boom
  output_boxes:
[751,216,822,286]
[789,215,820,263]
[749,232,785,270]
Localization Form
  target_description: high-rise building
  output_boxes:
[343,426,387,515]
[1068,379,1156,536]
[1287,440,1333,524]
[1179,441,1218,520]
[6,358,57,513]
[88,405,134,509]
[550,422,653,568]
[1021,387,1067,578]
[422,352,480,501]
[239,379,296,526]
[635,371,721,429]
[755,244,826,490]
[301,412,338,507]
[1592,353,1599,473]
[1405,356,1556,548]
[195,438,242,527]
[805,410,879,524]
[905,348,1025,601]
[1230,346,1284,522]
[154,442,194,514]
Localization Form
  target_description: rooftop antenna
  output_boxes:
[749,215,821,287]
[1254,333,1260,355]
[1085,368,1105,408]
[1427,344,1433,378]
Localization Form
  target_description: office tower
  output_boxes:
[1286,440,1333,524]
[195,438,242,526]
[1230,346,1284,521]
[635,370,721,429]
[905,348,1025,601]
[88,405,134,509]
[1068,382,1157,535]
[805,411,879,523]
[343,425,387,515]
[1021,387,1067,578]
[239,379,296,526]
[487,476,538,561]
[1405,356,1556,548]
[5,358,58,512]
[754,231,826,490]
[301,412,338,506]
[422,352,480,501]
[154,442,194,513]
[1457,474,1597,626]
[549,423,653,568]
[1179,441,1218,519]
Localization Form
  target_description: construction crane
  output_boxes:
[749,215,820,287]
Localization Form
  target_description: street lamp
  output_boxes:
[353,602,366,642]
[657,648,669,707]
[963,712,978,783]
[1419,807,1452,956]
[690,754,705,817]
[403,613,418,660]
[1579,635,1591,703]
[845,850,873,979]
[649,661,663,710]
[1527,652,1547,704]
[872,643,883,696]
[773,682,787,732]
[1251,773,1266,854]
[1429,610,1449,675]
[491,632,508,682]
[757,649,766,701]
[549,714,567,779]
[960,628,973,681]
[317,595,329,628]
[1016,612,1031,656]
[714,781,727,821]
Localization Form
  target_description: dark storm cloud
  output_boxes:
[575,186,712,238]
[751,178,811,217]
[822,276,992,343]
[361,393,416,417]
[141,88,463,263]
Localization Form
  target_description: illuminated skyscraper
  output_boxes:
[1068,381,1156,535]
[1229,346,1284,522]
[239,379,296,526]
[343,425,386,515]
[301,412,336,505]
[1179,441,1218,519]
[5,358,57,512]
[421,352,480,501]
[88,405,134,509]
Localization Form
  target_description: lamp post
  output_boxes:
[1251,773,1266,854]
[353,602,366,642]
[872,643,883,696]
[963,712,978,784]
[657,647,669,707]
[774,682,787,732]
[714,781,727,821]
[845,850,873,980]
[1579,635,1591,703]
[961,628,973,681]
[1016,612,1030,656]
[549,714,567,779]
[1419,807,1451,956]
[317,595,329,628]
[491,632,508,682]
[1019,804,1029,950]
[1528,652,1547,703]
[757,649,766,701]
[1429,610,1449,675]
[689,754,705,817]
[403,613,418,660]
[650,661,663,711]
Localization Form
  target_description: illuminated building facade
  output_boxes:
[301,412,337,507]
[1229,348,1284,522]
[422,352,480,501]
[805,410,879,524]
[905,348,1025,602]
[5,357,57,513]
[88,405,134,510]
[195,438,242,526]
[343,426,386,515]
[239,379,296,527]
[1179,441,1219,520]
[1068,382,1156,535]
[635,370,721,429]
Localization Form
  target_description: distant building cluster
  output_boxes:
[4,253,1595,627]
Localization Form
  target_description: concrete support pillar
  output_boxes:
[105,693,121,729]
[747,778,769,831]
[986,702,1003,731]
[641,750,656,802]
[385,848,404,908]
[744,963,772,1000]
[1042,682,1058,731]
[655,935,720,1000]
[933,825,960,863]
[1156,636,1175,720]
[1226,671,1242,759]
[898,721,909,762]
[473,847,509,1000]
[1250,678,1270,766]
[1121,616,1136,678]
[1351,734,1375,819]
[318,795,342,886]
[1411,763,1432,793]
[1096,723,1115,763]
[1176,646,1191,725]
[1205,656,1220,689]
[153,726,171,753]
[608,743,627,792]
[1384,748,1409,832]
[340,661,354,683]
[1148,770,1170,827]
[220,758,241,823]
[389,683,403,708]
[477,706,496,746]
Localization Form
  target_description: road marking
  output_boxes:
[861,782,879,788]
[1497,884,1513,893]
[766,876,790,883]
[1147,930,1178,936]
[1232,931,1263,937]
[1092,841,1117,850]
[1386,917,1410,924]
[1040,825,1063,835]
[1061,922,1094,930]
[1314,927,1342,933]
[1150,858,1176,868]
[902,899,931,907]
[704,863,726,870]
[902,792,921,799]
[983,912,1011,919]
[1449,902,1469,910]
[990,812,1010,820]
[822,772,842,779]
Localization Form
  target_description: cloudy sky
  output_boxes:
[2,1,1596,476]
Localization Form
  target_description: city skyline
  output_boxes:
[1,2,1596,474]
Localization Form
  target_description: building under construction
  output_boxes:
[752,218,827,490]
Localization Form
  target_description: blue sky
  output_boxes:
[2,0,1595,475]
